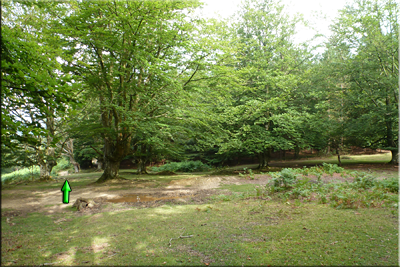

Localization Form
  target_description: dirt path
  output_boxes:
[1,176,229,216]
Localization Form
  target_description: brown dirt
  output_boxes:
[1,176,229,217]
[1,166,396,217]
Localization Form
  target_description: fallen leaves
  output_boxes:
[7,245,22,252]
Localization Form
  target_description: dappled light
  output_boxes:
[1,0,398,265]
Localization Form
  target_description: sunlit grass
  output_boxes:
[1,199,397,266]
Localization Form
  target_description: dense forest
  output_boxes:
[2,0,398,183]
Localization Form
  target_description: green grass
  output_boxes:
[2,200,398,266]
[226,152,393,170]
[218,184,258,193]
[1,162,399,266]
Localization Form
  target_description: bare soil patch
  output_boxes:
[1,165,396,216]
[1,176,226,216]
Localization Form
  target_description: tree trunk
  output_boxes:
[389,149,398,165]
[37,113,57,179]
[257,150,270,170]
[282,150,286,160]
[257,153,264,169]
[96,136,130,182]
[73,163,80,173]
[336,147,342,166]
[137,158,148,174]
[63,139,80,173]
[97,160,121,183]
[38,150,57,179]
[39,163,51,178]
[294,145,300,159]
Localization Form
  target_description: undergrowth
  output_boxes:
[250,164,399,210]
[1,157,73,184]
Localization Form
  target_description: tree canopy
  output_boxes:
[2,0,398,181]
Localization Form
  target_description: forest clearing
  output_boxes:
[2,154,398,266]
[1,0,398,265]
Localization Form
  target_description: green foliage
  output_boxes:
[51,157,73,175]
[352,172,376,190]
[1,166,40,184]
[321,162,345,175]
[151,161,211,173]
[238,167,255,180]
[265,167,398,210]
[269,168,299,191]
[375,177,399,193]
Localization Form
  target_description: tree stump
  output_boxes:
[72,198,96,211]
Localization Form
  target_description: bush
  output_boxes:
[269,168,299,192]
[151,160,211,173]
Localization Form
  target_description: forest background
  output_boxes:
[1,0,398,183]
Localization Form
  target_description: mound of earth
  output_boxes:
[156,171,177,175]
[72,198,97,211]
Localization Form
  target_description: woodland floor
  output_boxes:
[1,163,397,217]
[1,158,398,266]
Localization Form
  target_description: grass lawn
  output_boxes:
[2,198,398,266]
[1,155,398,266]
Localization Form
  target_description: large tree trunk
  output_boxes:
[137,158,148,174]
[97,160,121,182]
[37,114,57,179]
[37,148,57,179]
[62,139,80,173]
[136,144,152,174]
[96,134,131,182]
[95,93,132,183]
[257,149,271,170]
[389,149,398,165]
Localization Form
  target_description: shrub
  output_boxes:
[263,167,398,210]
[151,160,211,173]
[269,168,299,192]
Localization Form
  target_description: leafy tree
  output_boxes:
[327,0,399,163]
[1,1,77,178]
[213,0,314,168]
[56,0,217,182]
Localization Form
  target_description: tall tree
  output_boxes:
[57,0,213,182]
[215,0,314,168]
[1,1,76,178]
[327,0,399,164]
